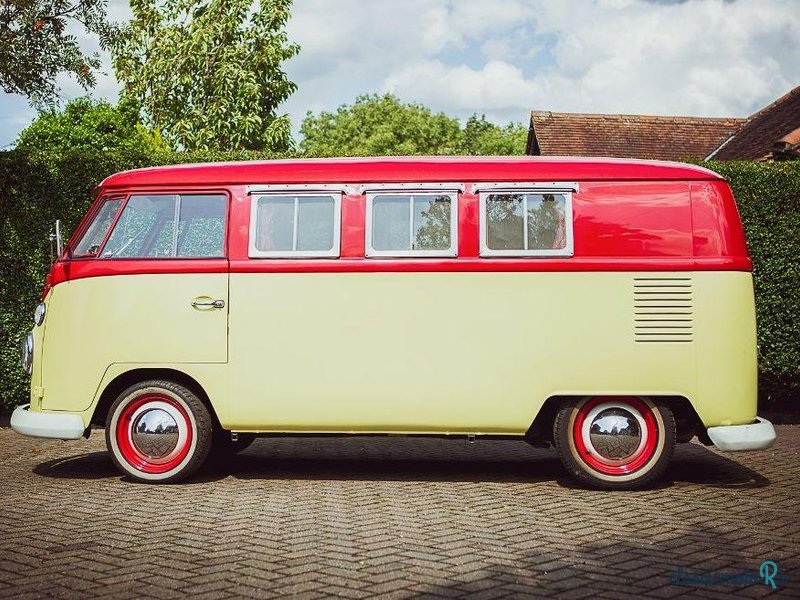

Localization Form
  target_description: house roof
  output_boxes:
[99,156,723,189]
[526,111,745,160]
[708,85,800,160]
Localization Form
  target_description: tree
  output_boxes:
[300,94,462,157]
[15,96,166,154]
[459,115,527,156]
[0,1,115,107]
[112,0,299,152]
[300,94,527,157]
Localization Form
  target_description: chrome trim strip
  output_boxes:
[358,182,465,194]
[247,184,353,194]
[473,181,579,193]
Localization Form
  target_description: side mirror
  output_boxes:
[49,220,64,263]
[55,220,64,257]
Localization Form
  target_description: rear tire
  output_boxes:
[553,396,675,490]
[105,379,213,483]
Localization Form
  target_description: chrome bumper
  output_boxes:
[707,417,776,451]
[10,404,85,440]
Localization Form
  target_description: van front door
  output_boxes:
[42,193,230,413]
[99,192,231,363]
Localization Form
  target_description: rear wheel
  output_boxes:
[105,380,213,483]
[553,396,675,490]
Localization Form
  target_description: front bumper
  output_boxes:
[707,417,776,451]
[10,404,85,440]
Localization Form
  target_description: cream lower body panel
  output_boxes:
[34,271,757,434]
[37,273,228,415]
[225,271,756,433]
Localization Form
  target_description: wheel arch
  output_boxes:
[526,394,706,446]
[91,367,221,429]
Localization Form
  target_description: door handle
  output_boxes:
[191,299,225,309]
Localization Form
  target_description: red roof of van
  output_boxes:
[99,156,723,188]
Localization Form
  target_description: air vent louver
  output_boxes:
[634,277,693,343]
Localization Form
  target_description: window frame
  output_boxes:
[477,182,577,258]
[364,186,460,258]
[76,190,230,260]
[248,191,342,259]
[70,195,127,258]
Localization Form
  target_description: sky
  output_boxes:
[2,0,799,148]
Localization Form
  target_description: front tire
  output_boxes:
[105,380,213,483]
[553,396,675,490]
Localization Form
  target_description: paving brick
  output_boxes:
[0,426,798,598]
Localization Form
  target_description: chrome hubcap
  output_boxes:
[131,407,180,460]
[579,401,650,467]
[588,407,642,461]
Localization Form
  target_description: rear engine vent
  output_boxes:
[634,277,693,343]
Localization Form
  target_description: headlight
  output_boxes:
[34,302,46,326]
[20,332,34,375]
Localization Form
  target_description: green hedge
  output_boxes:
[709,161,800,408]
[0,152,798,414]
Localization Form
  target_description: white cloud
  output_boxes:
[530,0,799,115]
[1,0,799,148]
[282,0,540,127]
[376,0,800,122]
[382,60,542,123]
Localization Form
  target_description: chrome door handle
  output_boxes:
[191,299,225,309]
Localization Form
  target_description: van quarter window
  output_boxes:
[101,194,227,259]
[250,193,341,258]
[479,190,573,257]
[72,197,124,257]
[366,192,458,257]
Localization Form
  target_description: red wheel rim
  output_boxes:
[572,396,659,476]
[115,393,193,474]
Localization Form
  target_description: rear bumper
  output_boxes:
[707,417,776,451]
[10,404,85,440]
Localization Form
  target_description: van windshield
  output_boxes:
[72,198,124,256]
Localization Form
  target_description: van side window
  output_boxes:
[480,191,573,257]
[101,194,227,259]
[72,197,124,256]
[250,194,341,258]
[366,192,457,257]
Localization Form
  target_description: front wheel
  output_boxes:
[106,380,213,483]
[553,396,675,490]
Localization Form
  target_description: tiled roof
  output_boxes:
[709,85,800,160]
[526,112,745,160]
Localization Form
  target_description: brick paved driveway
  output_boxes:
[0,425,798,599]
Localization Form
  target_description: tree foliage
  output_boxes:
[15,96,166,154]
[0,0,115,107]
[112,0,299,151]
[460,114,528,156]
[300,94,528,157]
[300,94,462,156]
